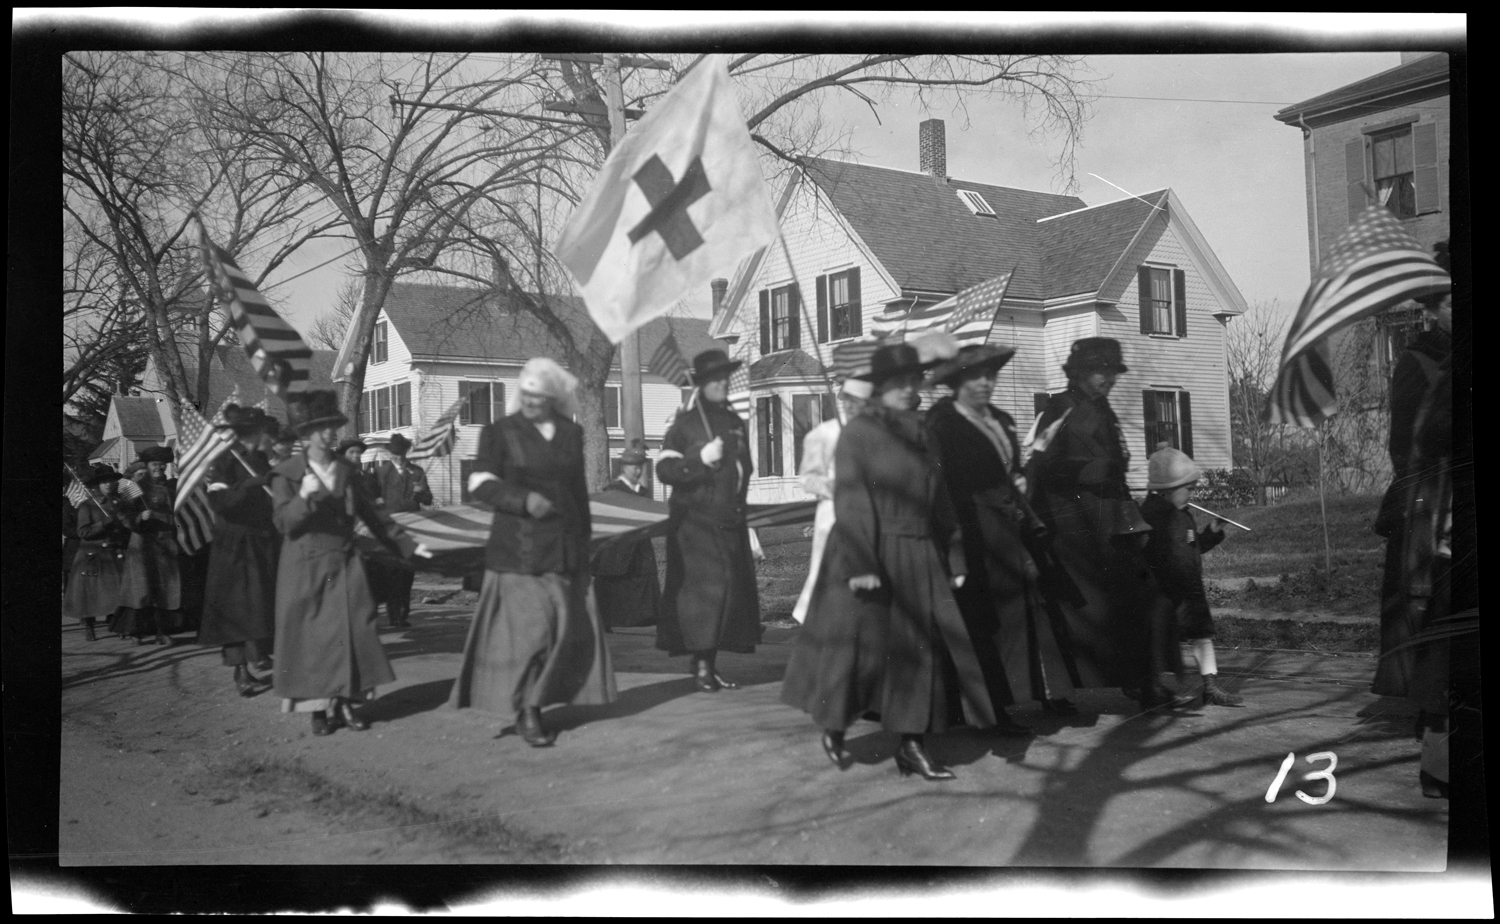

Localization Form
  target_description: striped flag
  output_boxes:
[198,220,313,399]
[1269,203,1450,428]
[829,337,886,380]
[118,478,143,503]
[870,268,1016,347]
[173,397,236,513]
[648,330,692,387]
[65,470,91,508]
[407,398,462,461]
[175,483,215,556]
[727,363,751,418]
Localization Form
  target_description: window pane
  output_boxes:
[492,383,505,422]
[772,287,792,351]
[1372,135,1395,178]
[605,385,621,429]
[829,274,848,307]
[396,382,410,427]
[376,389,390,430]
[471,383,492,426]
[1393,131,1413,173]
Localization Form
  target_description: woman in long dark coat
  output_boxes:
[656,350,761,691]
[592,441,662,630]
[1026,338,1189,709]
[116,446,183,646]
[63,465,131,642]
[449,358,616,746]
[269,391,427,737]
[926,345,1076,722]
[782,342,1000,781]
[198,405,278,697]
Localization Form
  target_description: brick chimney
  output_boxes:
[919,118,946,179]
[710,277,728,317]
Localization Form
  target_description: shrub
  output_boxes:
[1196,468,1259,508]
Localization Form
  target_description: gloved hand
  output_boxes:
[700,437,725,466]
[525,491,554,519]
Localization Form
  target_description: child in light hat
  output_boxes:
[1139,446,1244,707]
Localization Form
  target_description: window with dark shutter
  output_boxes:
[458,381,471,425]
[756,396,784,477]
[792,394,814,472]
[461,382,493,427]
[375,388,391,431]
[1138,267,1153,335]
[396,382,411,428]
[828,268,862,341]
[491,383,505,423]
[373,321,388,364]
[820,392,837,423]
[1179,391,1193,457]
[1033,393,1050,417]
[605,385,621,429]
[1346,137,1368,223]
[759,290,771,355]
[1174,268,1187,339]
[1371,127,1417,219]
[362,391,373,432]
[1143,390,1182,452]
[1411,121,1440,215]
[816,275,829,343]
[788,285,801,349]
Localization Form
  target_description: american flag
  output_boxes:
[407,398,462,461]
[118,478,143,503]
[65,469,91,508]
[829,337,887,380]
[726,364,751,418]
[173,397,237,513]
[648,330,692,387]
[176,484,215,556]
[199,220,313,399]
[870,268,1016,347]
[1269,204,1450,428]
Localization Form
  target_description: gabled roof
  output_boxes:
[111,396,168,440]
[748,349,826,384]
[1038,192,1168,297]
[1274,52,1448,126]
[381,282,724,370]
[800,157,1086,300]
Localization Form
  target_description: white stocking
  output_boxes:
[1190,638,1218,677]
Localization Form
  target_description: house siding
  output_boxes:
[1096,217,1233,485]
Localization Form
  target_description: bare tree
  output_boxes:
[63,51,333,430]
[1322,319,1392,495]
[1226,300,1321,503]
[306,279,362,352]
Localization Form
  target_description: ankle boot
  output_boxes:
[894,737,955,781]
[693,657,720,692]
[821,730,850,769]
[517,707,556,747]
[338,698,370,731]
[1201,674,1243,707]
[233,664,270,697]
[83,619,98,642]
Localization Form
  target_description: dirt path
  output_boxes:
[59,593,1446,872]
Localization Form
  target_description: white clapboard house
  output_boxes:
[360,283,726,505]
[711,119,1249,502]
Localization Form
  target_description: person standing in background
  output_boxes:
[115,446,183,647]
[592,440,663,631]
[374,433,432,629]
[63,465,131,642]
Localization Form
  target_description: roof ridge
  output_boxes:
[1037,191,1166,223]
[803,155,1081,202]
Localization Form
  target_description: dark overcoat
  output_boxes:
[592,479,662,628]
[198,447,278,647]
[269,454,416,701]
[927,397,1075,706]
[1372,329,1449,697]
[63,493,129,621]
[117,477,182,612]
[783,405,997,735]
[1140,493,1224,640]
[655,400,762,655]
[376,458,433,514]
[1027,388,1177,688]
[451,413,613,713]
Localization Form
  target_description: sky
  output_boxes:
[38,10,1464,337]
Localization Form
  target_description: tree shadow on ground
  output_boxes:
[546,676,703,733]
[377,608,474,660]
[363,679,455,723]
[61,637,214,692]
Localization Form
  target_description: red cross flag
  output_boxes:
[555,56,779,344]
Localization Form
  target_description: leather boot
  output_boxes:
[83,619,98,642]
[693,657,720,693]
[234,664,271,697]
[517,707,556,747]
[1201,674,1243,707]
[894,736,955,781]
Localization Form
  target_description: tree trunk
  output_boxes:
[572,378,611,493]
[336,263,396,438]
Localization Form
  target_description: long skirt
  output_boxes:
[657,510,761,655]
[1372,533,1420,697]
[198,525,277,648]
[791,498,835,625]
[118,530,181,612]
[1045,531,1178,690]
[274,543,393,711]
[449,570,616,718]
[593,540,662,629]
[955,516,1076,706]
[63,543,123,622]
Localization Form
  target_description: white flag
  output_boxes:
[555,56,779,344]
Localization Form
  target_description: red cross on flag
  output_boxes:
[555,56,780,344]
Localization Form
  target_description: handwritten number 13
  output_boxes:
[1265,751,1337,804]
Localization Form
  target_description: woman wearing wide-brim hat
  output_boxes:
[64,464,132,642]
[782,339,1002,781]
[1025,338,1190,710]
[268,390,429,737]
[593,439,663,631]
[655,349,762,692]
[115,444,184,646]
[925,344,1077,724]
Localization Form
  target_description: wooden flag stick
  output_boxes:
[228,447,275,497]
[65,464,111,515]
[1187,502,1252,532]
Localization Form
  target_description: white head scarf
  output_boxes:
[508,357,580,419]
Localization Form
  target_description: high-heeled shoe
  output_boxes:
[311,711,334,737]
[820,730,850,769]
[894,739,955,781]
[233,664,271,698]
[338,699,369,731]
[693,659,720,693]
[1042,698,1080,716]
[516,707,556,747]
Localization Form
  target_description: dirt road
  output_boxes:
[58,589,1449,873]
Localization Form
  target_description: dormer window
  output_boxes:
[956,189,996,217]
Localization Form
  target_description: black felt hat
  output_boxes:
[691,349,742,384]
[856,343,935,386]
[286,390,348,436]
[335,438,368,456]
[221,403,271,436]
[1063,337,1128,375]
[387,432,412,455]
[926,343,1017,388]
[84,463,123,487]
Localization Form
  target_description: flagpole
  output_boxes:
[604,52,648,476]
[66,464,110,516]
[227,447,276,498]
